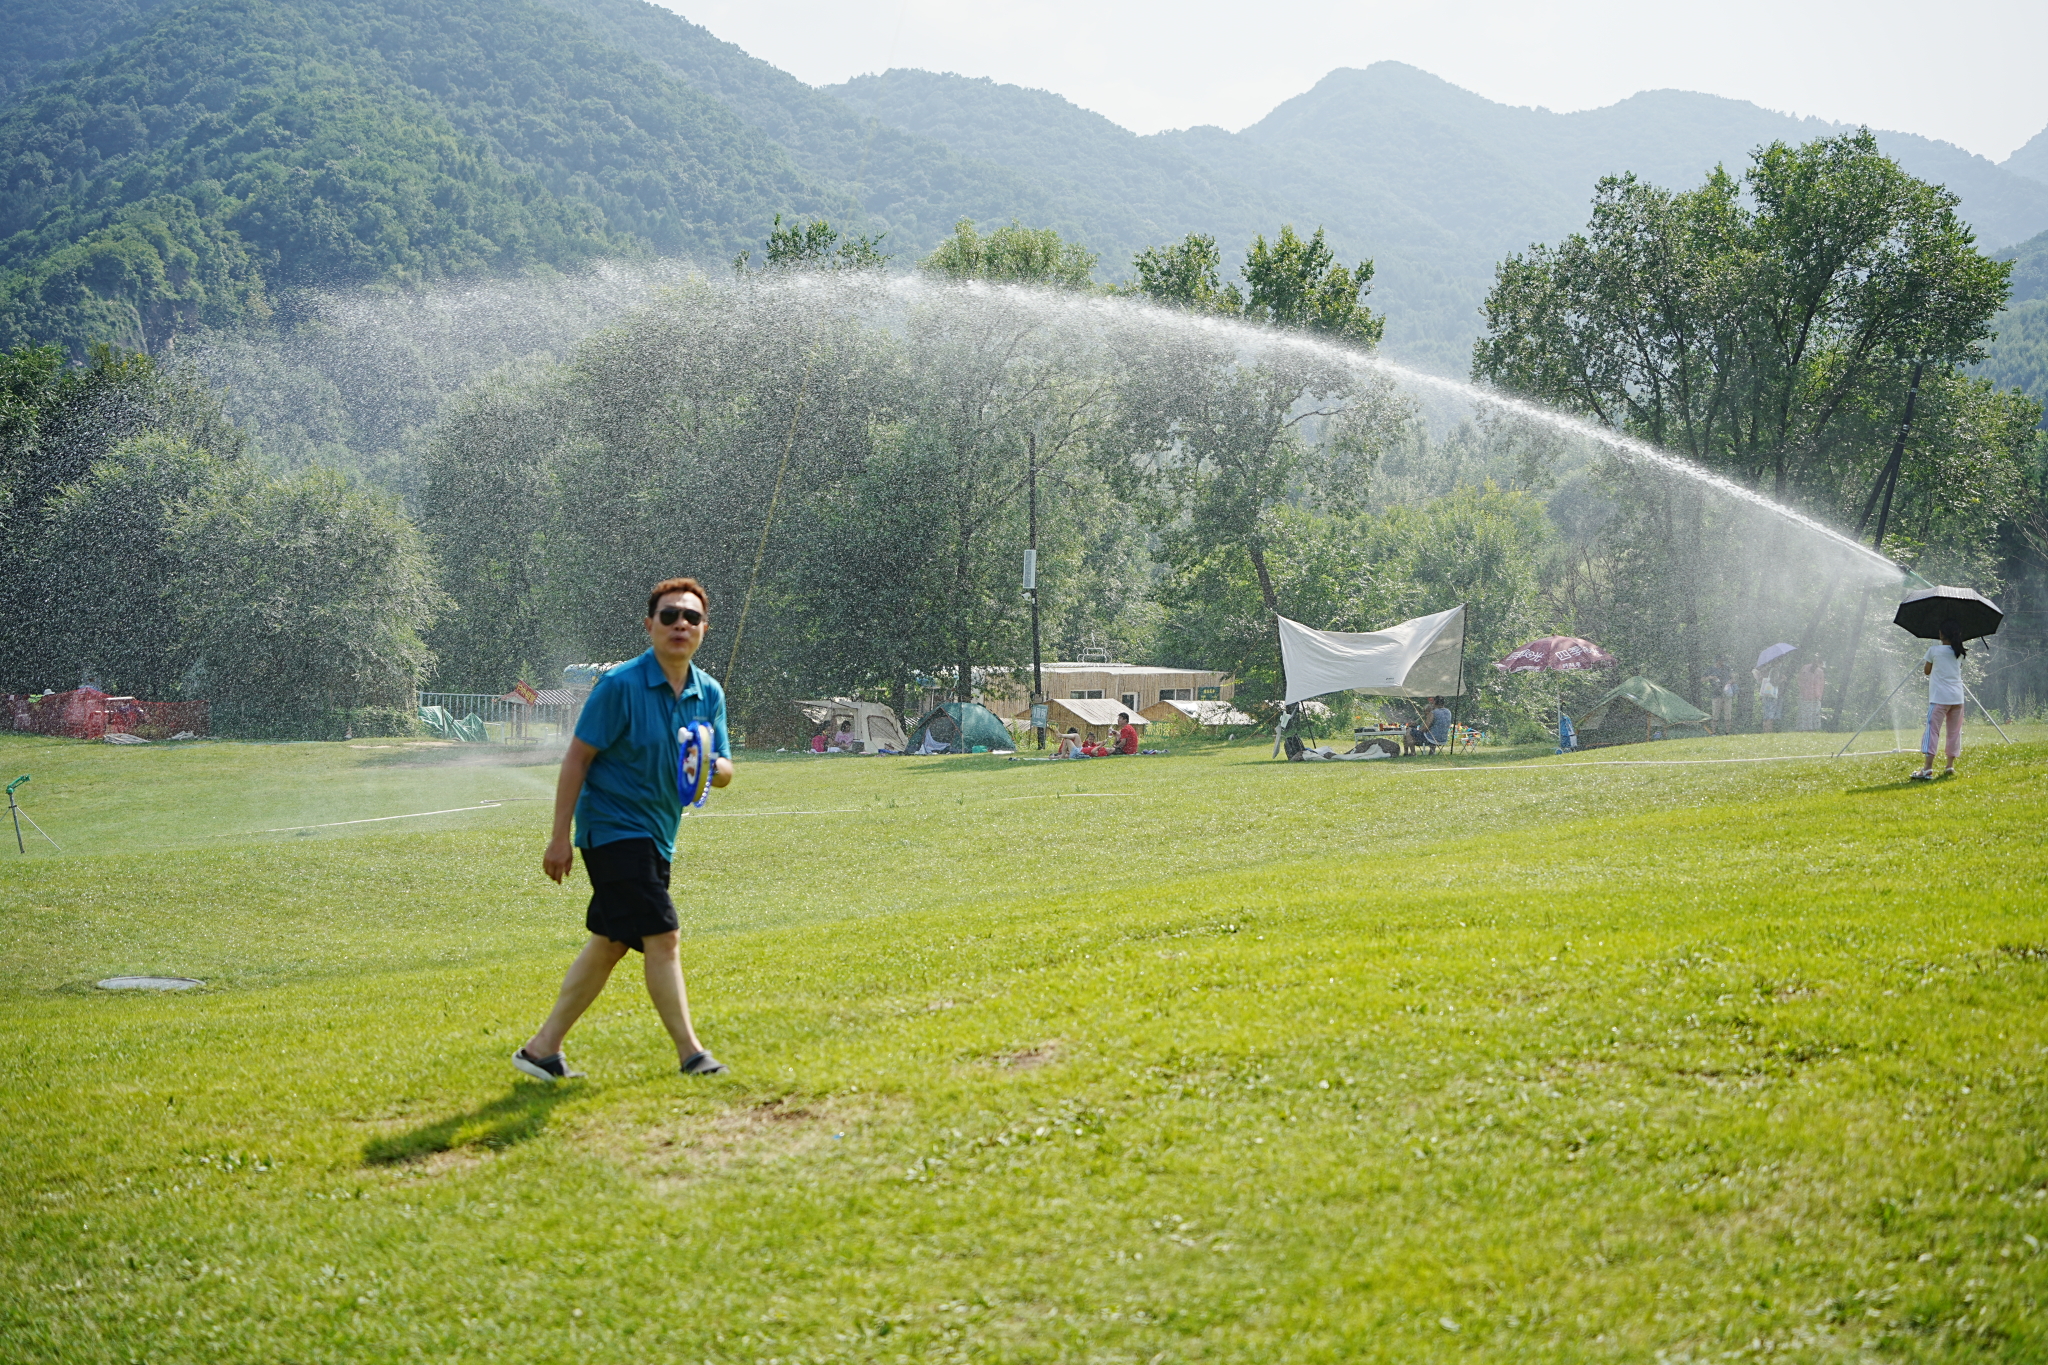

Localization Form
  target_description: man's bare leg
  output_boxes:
[639,930,706,1063]
[525,934,632,1058]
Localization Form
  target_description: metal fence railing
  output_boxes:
[418,692,579,740]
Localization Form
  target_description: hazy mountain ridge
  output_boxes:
[838,62,2048,372]
[827,69,1320,278]
[2005,127,2048,187]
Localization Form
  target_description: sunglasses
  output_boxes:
[656,606,705,627]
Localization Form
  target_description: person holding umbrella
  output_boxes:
[1837,585,2008,760]
[1910,620,1970,781]
[1752,644,1795,734]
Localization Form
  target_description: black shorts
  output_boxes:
[581,837,678,952]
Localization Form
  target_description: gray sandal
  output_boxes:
[512,1048,585,1081]
[680,1050,728,1076]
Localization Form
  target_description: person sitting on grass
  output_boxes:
[515,576,733,1084]
[1117,711,1139,755]
[1056,727,1084,757]
[827,718,859,752]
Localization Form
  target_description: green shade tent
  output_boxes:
[1579,676,1710,740]
[419,705,488,743]
[910,701,1015,753]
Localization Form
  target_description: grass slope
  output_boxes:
[1,731,2044,1362]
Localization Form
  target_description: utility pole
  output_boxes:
[1025,433,1046,750]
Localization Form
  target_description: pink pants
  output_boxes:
[1922,703,1963,760]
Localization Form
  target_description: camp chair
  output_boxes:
[1456,724,1481,753]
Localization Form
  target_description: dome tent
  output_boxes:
[910,701,1015,753]
[1578,676,1710,743]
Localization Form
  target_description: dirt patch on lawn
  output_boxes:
[593,1094,882,1184]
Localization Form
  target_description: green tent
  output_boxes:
[1580,676,1710,739]
[419,705,488,743]
[910,701,1015,753]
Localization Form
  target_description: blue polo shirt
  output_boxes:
[572,651,730,861]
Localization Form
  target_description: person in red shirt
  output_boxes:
[1117,712,1139,755]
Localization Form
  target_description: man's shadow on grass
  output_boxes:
[363,1083,576,1166]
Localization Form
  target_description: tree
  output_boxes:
[891,281,1112,701]
[734,215,889,274]
[174,465,445,738]
[1129,225,1385,347]
[1241,225,1385,347]
[921,220,1098,289]
[0,342,245,692]
[1473,130,2031,712]
[35,434,222,698]
[1129,234,1240,313]
[1473,131,2011,515]
[417,369,566,692]
[1108,222,1402,624]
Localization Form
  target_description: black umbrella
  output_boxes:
[1893,585,2002,641]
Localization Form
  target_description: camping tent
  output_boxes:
[1139,698,1255,730]
[794,698,908,752]
[909,701,1016,753]
[1046,696,1149,739]
[1277,606,1466,703]
[1578,676,1710,742]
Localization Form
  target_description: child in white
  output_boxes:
[1911,620,1967,780]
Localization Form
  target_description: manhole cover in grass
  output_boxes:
[97,976,203,991]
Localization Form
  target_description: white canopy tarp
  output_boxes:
[1277,605,1466,704]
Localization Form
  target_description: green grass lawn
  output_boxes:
[2,728,2044,1362]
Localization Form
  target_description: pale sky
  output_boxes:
[658,0,2048,163]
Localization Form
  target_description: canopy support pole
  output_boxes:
[1834,670,1915,758]
[1964,684,2013,744]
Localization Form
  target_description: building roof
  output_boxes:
[1048,697,1149,728]
[499,688,580,706]
[1145,698,1255,726]
[1041,662,1228,678]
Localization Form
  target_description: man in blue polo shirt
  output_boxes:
[515,576,734,1082]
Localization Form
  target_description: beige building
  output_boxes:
[988,662,1234,718]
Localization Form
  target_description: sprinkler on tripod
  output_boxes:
[7,775,60,853]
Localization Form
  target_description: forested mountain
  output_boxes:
[0,0,823,352]
[7,0,2048,380]
[1983,229,2048,417]
[833,62,2048,371]
[0,0,1046,357]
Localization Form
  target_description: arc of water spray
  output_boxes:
[994,279,1905,580]
[725,348,817,688]
[1354,356,1904,579]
